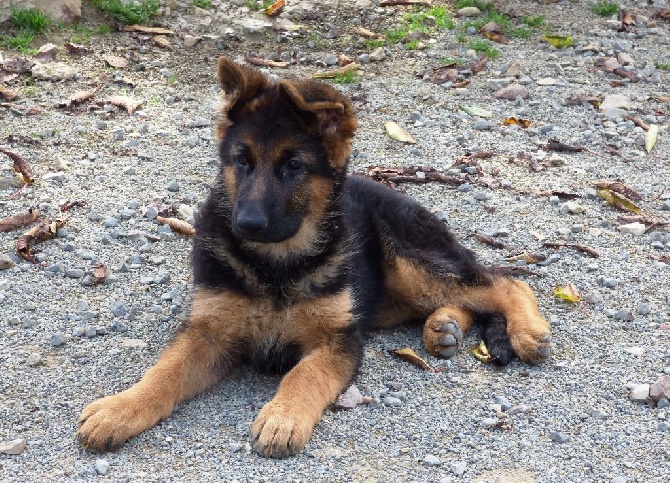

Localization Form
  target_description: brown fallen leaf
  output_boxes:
[0,207,40,232]
[543,242,600,258]
[452,80,470,88]
[389,348,435,371]
[263,0,285,16]
[521,189,580,200]
[546,138,585,153]
[123,25,173,35]
[0,86,18,101]
[555,283,581,303]
[623,115,649,131]
[471,340,492,363]
[337,54,353,67]
[245,55,290,68]
[104,55,128,68]
[0,148,34,184]
[353,27,378,38]
[59,199,86,212]
[152,35,173,50]
[594,180,641,201]
[471,55,488,73]
[472,233,508,249]
[650,95,670,103]
[565,94,602,108]
[16,217,66,263]
[481,21,509,44]
[505,252,547,264]
[312,62,360,79]
[380,0,431,5]
[598,189,641,214]
[156,216,195,236]
[503,117,531,128]
[654,7,670,20]
[359,166,464,188]
[58,83,104,108]
[491,265,539,277]
[107,96,144,114]
[64,42,89,55]
[425,65,459,84]
[0,103,41,116]
[90,261,109,285]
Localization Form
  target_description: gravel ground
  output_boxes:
[1,0,670,481]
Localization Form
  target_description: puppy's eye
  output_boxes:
[285,159,302,171]
[235,156,248,167]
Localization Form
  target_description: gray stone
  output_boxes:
[451,461,467,476]
[167,180,180,192]
[369,47,386,62]
[618,222,646,236]
[0,438,27,455]
[31,62,77,81]
[0,254,14,270]
[494,84,529,100]
[614,309,634,321]
[0,0,81,25]
[234,17,273,37]
[26,352,42,366]
[335,385,364,409]
[423,454,441,466]
[549,431,570,443]
[649,376,670,402]
[50,332,65,347]
[382,396,402,407]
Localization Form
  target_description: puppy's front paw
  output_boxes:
[77,391,161,451]
[510,332,552,365]
[251,402,313,458]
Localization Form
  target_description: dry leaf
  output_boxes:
[594,180,641,201]
[505,252,547,264]
[0,208,40,232]
[312,62,360,79]
[459,105,493,118]
[59,199,86,212]
[245,55,290,68]
[543,34,573,48]
[472,233,507,249]
[156,216,195,236]
[597,189,641,214]
[16,217,66,263]
[645,124,659,154]
[353,27,377,38]
[471,340,492,363]
[389,348,434,371]
[481,22,508,44]
[90,261,109,285]
[384,121,417,144]
[264,0,285,16]
[543,242,601,258]
[58,83,104,108]
[337,54,353,66]
[0,148,34,184]
[107,96,144,114]
[152,36,173,50]
[123,25,173,35]
[503,117,531,128]
[554,283,581,303]
[64,42,89,55]
[104,55,128,68]
[546,138,585,153]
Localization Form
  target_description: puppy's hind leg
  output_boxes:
[423,306,474,359]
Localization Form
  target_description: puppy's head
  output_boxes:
[213,56,357,257]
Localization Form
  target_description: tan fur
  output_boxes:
[77,288,355,454]
[423,306,474,358]
[377,257,550,363]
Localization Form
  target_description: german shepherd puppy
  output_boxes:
[77,56,551,458]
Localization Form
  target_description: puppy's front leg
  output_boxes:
[251,343,358,458]
[77,289,244,451]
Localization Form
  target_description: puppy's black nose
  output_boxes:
[235,211,268,234]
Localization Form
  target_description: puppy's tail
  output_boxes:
[476,313,514,366]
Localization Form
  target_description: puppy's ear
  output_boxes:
[217,56,272,112]
[278,79,358,172]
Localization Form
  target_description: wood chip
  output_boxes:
[107,96,145,114]
[156,216,195,236]
[152,36,173,50]
[123,25,173,35]
[245,55,290,68]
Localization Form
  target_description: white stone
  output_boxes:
[536,77,557,86]
[600,94,631,111]
[457,6,481,17]
[121,339,147,349]
[618,222,646,236]
[630,383,650,402]
[183,35,201,47]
